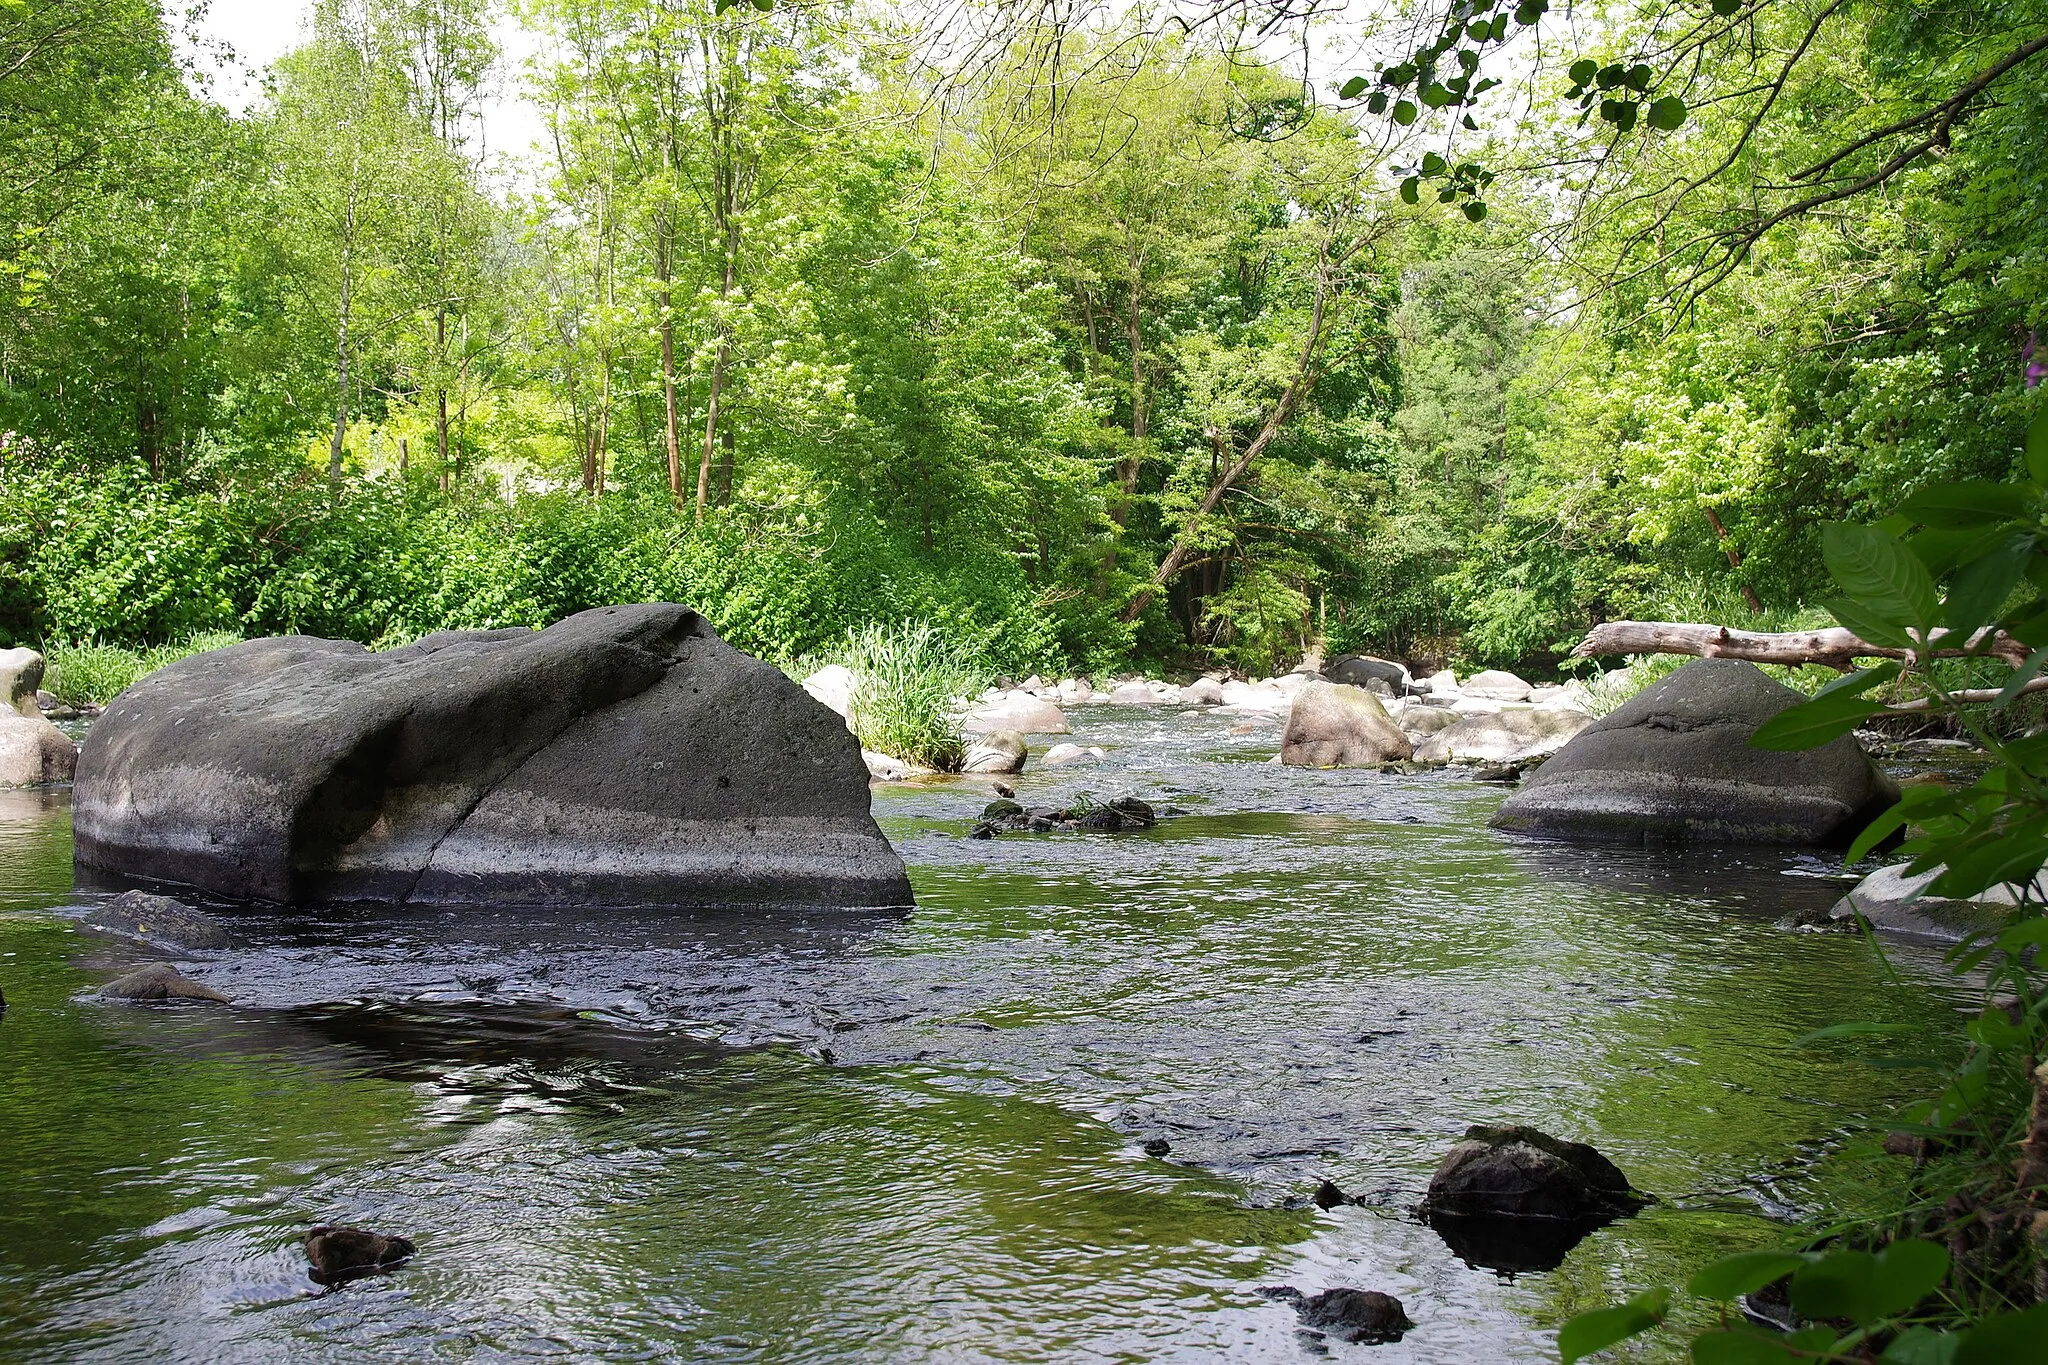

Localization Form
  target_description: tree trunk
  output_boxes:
[1702,506,1765,615]
[1111,277,1145,528]
[1572,620,2032,669]
[655,210,684,509]
[330,244,351,493]
[715,423,734,506]
[435,305,451,485]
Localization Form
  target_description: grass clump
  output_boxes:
[825,621,987,771]
[42,631,242,706]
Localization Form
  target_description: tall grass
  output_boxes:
[42,632,243,706]
[823,621,987,771]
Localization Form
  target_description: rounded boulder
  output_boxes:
[1281,681,1413,768]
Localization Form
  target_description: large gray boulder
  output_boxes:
[1414,708,1593,765]
[1281,681,1413,767]
[1491,659,1897,845]
[963,693,1069,735]
[73,605,913,909]
[1822,863,2042,941]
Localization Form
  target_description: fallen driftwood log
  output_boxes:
[1572,621,2048,712]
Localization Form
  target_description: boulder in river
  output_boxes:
[305,1225,416,1286]
[1181,676,1226,706]
[1413,708,1593,766]
[81,890,231,950]
[1490,659,1897,846]
[961,730,1028,774]
[97,962,229,1003]
[1462,669,1533,702]
[1042,743,1107,767]
[1326,655,1413,696]
[1423,1123,1646,1222]
[73,605,913,909]
[963,693,1070,735]
[1281,681,1413,767]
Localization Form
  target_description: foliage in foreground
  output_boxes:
[1557,405,2048,1360]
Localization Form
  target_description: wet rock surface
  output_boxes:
[97,962,230,1003]
[80,891,232,950]
[1423,1124,1646,1223]
[304,1225,417,1286]
[73,605,911,910]
[971,795,1161,837]
[1491,659,1897,846]
[1260,1286,1414,1344]
[1413,708,1592,766]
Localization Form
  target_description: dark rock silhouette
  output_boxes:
[304,1225,416,1286]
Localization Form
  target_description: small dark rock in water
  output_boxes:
[1311,1179,1351,1210]
[81,890,231,950]
[1422,1123,1645,1223]
[1472,762,1525,784]
[968,822,998,840]
[1142,1137,1171,1157]
[981,799,1024,819]
[1106,795,1156,828]
[990,781,1015,798]
[1260,1286,1413,1344]
[97,962,229,1003]
[1070,809,1125,832]
[974,794,1167,837]
[304,1225,417,1286]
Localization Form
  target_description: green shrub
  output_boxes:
[826,620,988,770]
[42,631,241,706]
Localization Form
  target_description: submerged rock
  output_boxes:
[1490,659,1897,846]
[1260,1286,1413,1345]
[304,1225,416,1286]
[1041,743,1107,767]
[74,605,912,910]
[80,890,231,950]
[1423,1124,1645,1222]
[1413,708,1592,765]
[97,962,229,1003]
[1281,681,1413,768]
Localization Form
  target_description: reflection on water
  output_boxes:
[0,712,1967,1361]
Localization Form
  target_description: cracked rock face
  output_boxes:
[1490,658,1897,845]
[74,605,913,910]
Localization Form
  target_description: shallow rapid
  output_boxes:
[0,706,1968,1362]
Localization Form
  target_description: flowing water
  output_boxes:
[0,706,1973,1362]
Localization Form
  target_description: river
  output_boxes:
[0,705,1969,1361]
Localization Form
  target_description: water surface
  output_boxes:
[0,708,1967,1361]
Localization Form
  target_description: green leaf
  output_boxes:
[1690,1329,1798,1364]
[1866,1240,1950,1317]
[1596,63,1625,89]
[1462,200,1488,222]
[1422,151,1447,175]
[1912,524,2027,577]
[1810,660,1901,701]
[1625,63,1654,91]
[2027,403,2048,487]
[1897,481,2035,527]
[1845,801,1911,865]
[1748,690,1885,751]
[1368,91,1390,114]
[1824,596,1917,648]
[1882,1325,1961,1365]
[1339,75,1369,99]
[1945,534,2033,633]
[1824,523,1940,629]
[1996,917,2048,953]
[1686,1251,1808,1300]
[1955,1303,2048,1364]
[1400,176,1421,204]
[1393,99,1418,125]
[1647,96,1687,130]
[1557,1288,1669,1363]
[1568,58,1598,85]
[1711,0,1742,13]
[1789,1249,1883,1323]
[1992,645,2048,708]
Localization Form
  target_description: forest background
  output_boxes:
[2,0,2041,683]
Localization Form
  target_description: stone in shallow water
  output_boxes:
[1490,658,1896,846]
[73,605,911,910]
[1260,1286,1413,1344]
[80,890,230,950]
[304,1225,416,1286]
[97,962,229,1003]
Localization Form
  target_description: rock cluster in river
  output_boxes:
[0,649,77,788]
[1492,659,1897,846]
[74,605,913,910]
[971,795,1158,837]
